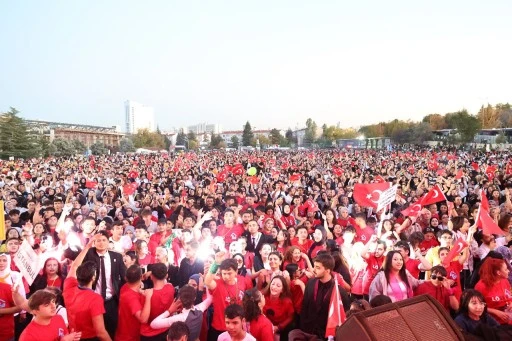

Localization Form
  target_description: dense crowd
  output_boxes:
[1,148,512,341]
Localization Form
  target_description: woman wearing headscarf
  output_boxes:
[494,245,512,285]
[307,226,327,260]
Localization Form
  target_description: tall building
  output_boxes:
[187,123,222,135]
[124,100,155,134]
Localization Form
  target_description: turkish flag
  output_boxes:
[455,169,463,180]
[289,174,301,182]
[281,162,289,170]
[232,165,244,176]
[485,165,497,180]
[436,168,446,176]
[216,170,228,183]
[147,171,153,181]
[353,182,391,209]
[22,171,31,180]
[471,162,479,171]
[123,183,137,195]
[477,206,505,235]
[85,180,98,189]
[427,159,439,170]
[128,171,139,179]
[401,198,424,218]
[407,165,415,175]
[247,176,259,185]
[442,238,468,267]
[271,170,280,179]
[480,190,490,211]
[421,184,447,206]
[374,175,386,183]
[224,165,233,173]
[332,166,343,177]
[325,275,346,338]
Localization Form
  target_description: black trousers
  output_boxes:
[104,298,118,339]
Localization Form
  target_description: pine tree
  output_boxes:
[0,107,40,159]
[242,121,254,146]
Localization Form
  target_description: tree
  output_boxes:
[176,131,187,146]
[242,121,254,146]
[230,136,240,149]
[304,118,318,144]
[422,114,447,130]
[285,129,296,145]
[90,142,109,155]
[477,104,501,129]
[70,139,87,154]
[132,129,165,149]
[269,129,282,145]
[119,138,136,153]
[48,138,74,157]
[210,134,224,149]
[445,110,480,143]
[188,140,199,150]
[0,107,40,159]
[187,131,198,143]
[255,134,270,146]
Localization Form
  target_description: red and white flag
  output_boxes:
[421,184,447,206]
[485,165,497,180]
[353,182,391,209]
[477,206,505,236]
[480,190,490,212]
[325,275,346,338]
[442,238,468,267]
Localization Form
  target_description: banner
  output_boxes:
[377,184,398,212]
[14,239,42,286]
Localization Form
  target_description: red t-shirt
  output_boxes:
[414,282,452,311]
[248,314,274,341]
[419,239,440,254]
[444,261,463,300]
[140,284,175,336]
[63,277,105,339]
[263,296,294,329]
[350,268,365,295]
[20,315,67,341]
[309,244,326,259]
[291,238,313,254]
[289,280,305,313]
[115,284,143,341]
[0,283,16,341]
[354,225,374,244]
[405,258,422,279]
[280,215,296,228]
[217,224,245,246]
[363,254,385,295]
[475,278,512,325]
[46,277,63,289]
[210,277,247,330]
[337,217,356,228]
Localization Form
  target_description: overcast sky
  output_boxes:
[1,1,511,131]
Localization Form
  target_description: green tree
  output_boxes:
[242,121,254,146]
[269,129,282,145]
[176,131,187,146]
[187,131,198,143]
[210,134,224,149]
[285,129,296,145]
[0,107,40,159]
[188,140,199,150]
[90,142,109,155]
[132,129,165,149]
[255,134,270,146]
[230,136,240,149]
[48,138,74,157]
[70,139,87,154]
[304,118,318,144]
[119,138,136,153]
[422,114,447,130]
[445,109,480,143]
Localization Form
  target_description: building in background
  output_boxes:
[187,123,222,135]
[125,100,155,134]
[26,120,125,148]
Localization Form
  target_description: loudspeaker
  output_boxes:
[336,295,464,341]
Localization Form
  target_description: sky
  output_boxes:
[1,1,511,132]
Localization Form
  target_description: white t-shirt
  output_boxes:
[218,331,256,341]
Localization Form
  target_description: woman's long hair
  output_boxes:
[458,289,490,322]
[478,258,505,287]
[243,288,263,322]
[382,251,410,289]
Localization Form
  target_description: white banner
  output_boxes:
[377,184,398,212]
[14,240,42,286]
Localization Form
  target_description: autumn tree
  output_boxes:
[422,114,447,130]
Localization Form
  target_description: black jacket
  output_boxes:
[300,277,351,338]
[244,232,274,254]
[83,248,126,298]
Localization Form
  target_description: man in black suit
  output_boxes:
[244,220,274,253]
[83,230,126,339]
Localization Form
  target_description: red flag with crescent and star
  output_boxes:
[421,184,447,206]
[442,238,468,267]
[401,197,424,218]
[325,275,346,338]
[353,182,391,209]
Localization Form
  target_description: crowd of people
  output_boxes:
[1,147,512,341]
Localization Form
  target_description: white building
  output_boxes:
[125,100,155,134]
[188,123,222,135]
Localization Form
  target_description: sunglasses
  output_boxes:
[431,274,445,281]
